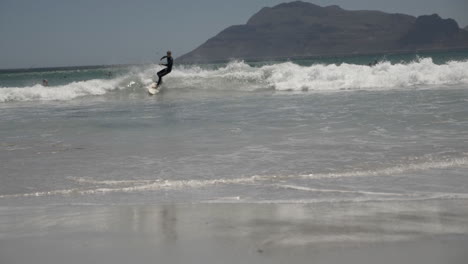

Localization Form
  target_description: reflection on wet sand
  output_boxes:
[1,200,468,264]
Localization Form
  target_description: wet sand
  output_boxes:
[1,200,468,264]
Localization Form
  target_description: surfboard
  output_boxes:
[147,82,159,95]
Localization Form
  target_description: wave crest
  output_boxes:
[171,58,468,92]
[0,77,126,102]
[2,58,468,102]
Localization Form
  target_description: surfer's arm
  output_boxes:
[159,56,168,66]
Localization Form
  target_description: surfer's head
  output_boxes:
[167,51,172,57]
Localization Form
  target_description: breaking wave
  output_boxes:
[1,58,468,102]
[170,58,468,92]
[0,77,127,102]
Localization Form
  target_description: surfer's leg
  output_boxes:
[157,68,168,86]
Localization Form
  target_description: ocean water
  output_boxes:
[1,52,468,206]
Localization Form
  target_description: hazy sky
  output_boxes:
[1,0,467,69]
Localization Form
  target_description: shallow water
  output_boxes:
[1,54,468,206]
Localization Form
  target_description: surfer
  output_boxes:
[157,51,173,86]
[368,60,378,67]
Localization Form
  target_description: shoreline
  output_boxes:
[1,200,468,264]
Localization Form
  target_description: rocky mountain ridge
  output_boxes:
[178,1,468,63]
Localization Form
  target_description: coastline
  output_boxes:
[2,47,468,73]
[176,47,468,65]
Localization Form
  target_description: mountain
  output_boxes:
[400,14,466,48]
[177,1,468,63]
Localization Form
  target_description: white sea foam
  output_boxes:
[294,156,468,180]
[2,58,468,102]
[168,58,468,92]
[0,77,126,102]
[274,184,410,196]
[1,156,467,199]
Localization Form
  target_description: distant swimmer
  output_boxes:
[156,51,173,86]
[42,79,48,86]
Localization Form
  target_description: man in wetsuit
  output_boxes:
[157,51,173,86]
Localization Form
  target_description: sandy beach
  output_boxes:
[1,200,467,264]
[2,43,468,264]
[2,1,468,263]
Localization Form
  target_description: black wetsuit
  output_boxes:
[157,56,173,86]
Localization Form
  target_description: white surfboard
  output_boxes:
[147,82,159,95]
